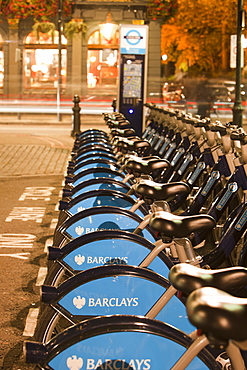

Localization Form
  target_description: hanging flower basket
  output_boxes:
[7,18,20,29]
[64,19,87,40]
[147,0,178,21]
[32,21,56,41]
[0,0,72,22]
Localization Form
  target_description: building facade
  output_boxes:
[0,0,162,100]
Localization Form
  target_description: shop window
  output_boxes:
[87,23,119,88]
[24,30,67,90]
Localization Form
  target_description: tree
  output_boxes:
[161,0,238,76]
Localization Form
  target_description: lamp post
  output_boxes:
[232,0,245,127]
[57,0,62,122]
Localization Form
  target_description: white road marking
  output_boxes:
[19,186,55,201]
[23,308,40,337]
[0,252,30,259]
[5,207,46,223]
[55,202,60,211]
[44,237,53,253]
[36,267,48,286]
[50,218,58,229]
[0,233,35,248]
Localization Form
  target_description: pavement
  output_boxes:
[0,114,109,178]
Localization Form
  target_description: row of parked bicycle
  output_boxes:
[24,104,247,369]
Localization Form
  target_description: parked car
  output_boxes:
[224,80,247,101]
[162,82,186,103]
[207,84,232,103]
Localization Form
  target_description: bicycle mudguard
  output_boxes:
[75,145,113,158]
[58,189,147,223]
[76,141,112,151]
[72,159,121,176]
[74,152,117,164]
[66,178,132,199]
[25,315,219,369]
[50,229,172,272]
[41,264,194,334]
[77,129,108,138]
[68,168,127,187]
[54,206,156,247]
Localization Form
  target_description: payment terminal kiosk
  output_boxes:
[118,24,149,136]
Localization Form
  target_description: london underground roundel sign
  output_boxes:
[120,25,148,55]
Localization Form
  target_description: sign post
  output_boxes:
[230,34,244,69]
[118,24,149,136]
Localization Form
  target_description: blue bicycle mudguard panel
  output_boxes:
[62,209,156,243]
[77,142,112,152]
[79,129,107,136]
[76,153,117,164]
[71,179,134,199]
[25,316,217,368]
[46,318,214,370]
[76,147,113,158]
[74,149,113,160]
[72,169,126,187]
[62,237,169,277]
[79,128,107,134]
[67,193,145,218]
[77,137,108,144]
[78,133,110,138]
[79,135,109,141]
[74,157,120,168]
[79,135,108,141]
[73,161,120,175]
[57,274,194,334]
[76,149,115,158]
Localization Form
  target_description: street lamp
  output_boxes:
[232,0,245,127]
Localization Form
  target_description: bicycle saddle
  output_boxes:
[135,179,190,200]
[111,128,136,137]
[117,138,150,151]
[187,287,247,344]
[149,211,215,238]
[107,120,130,128]
[230,127,247,145]
[122,154,160,165]
[125,158,170,175]
[169,263,247,295]
[210,122,227,136]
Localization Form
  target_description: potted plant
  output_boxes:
[64,19,87,40]
[32,21,56,41]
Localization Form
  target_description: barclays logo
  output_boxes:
[66,357,151,370]
[74,254,128,265]
[74,254,86,265]
[72,296,139,309]
[67,355,83,370]
[73,296,86,309]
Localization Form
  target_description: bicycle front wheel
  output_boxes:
[28,315,221,369]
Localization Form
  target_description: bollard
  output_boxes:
[71,94,81,137]
[111,98,117,112]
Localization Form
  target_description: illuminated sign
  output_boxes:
[120,25,148,55]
